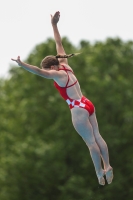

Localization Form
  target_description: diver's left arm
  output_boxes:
[11,56,58,79]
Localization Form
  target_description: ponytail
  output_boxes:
[55,53,81,59]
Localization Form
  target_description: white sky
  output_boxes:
[0,0,133,78]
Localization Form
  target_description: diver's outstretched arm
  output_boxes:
[11,56,61,79]
[51,11,68,64]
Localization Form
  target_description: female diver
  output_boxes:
[11,11,113,185]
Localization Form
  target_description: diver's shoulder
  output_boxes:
[60,63,73,71]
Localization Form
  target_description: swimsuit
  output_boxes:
[54,65,95,115]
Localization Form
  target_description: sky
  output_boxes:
[0,0,133,78]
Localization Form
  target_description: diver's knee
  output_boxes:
[82,137,96,148]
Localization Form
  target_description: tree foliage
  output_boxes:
[0,37,133,200]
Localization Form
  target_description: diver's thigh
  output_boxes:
[71,107,95,144]
[89,112,101,139]
[71,107,89,126]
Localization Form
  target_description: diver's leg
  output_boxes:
[71,108,105,185]
[89,112,113,184]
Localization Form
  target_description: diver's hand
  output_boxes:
[11,56,22,66]
[51,11,60,25]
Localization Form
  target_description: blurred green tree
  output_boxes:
[0,37,133,200]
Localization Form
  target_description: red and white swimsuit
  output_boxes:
[54,65,95,115]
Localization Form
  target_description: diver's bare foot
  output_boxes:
[98,176,105,186]
[105,167,113,184]
[97,170,105,186]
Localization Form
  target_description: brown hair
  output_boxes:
[40,56,58,69]
[40,53,80,69]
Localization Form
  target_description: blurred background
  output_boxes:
[0,0,133,199]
